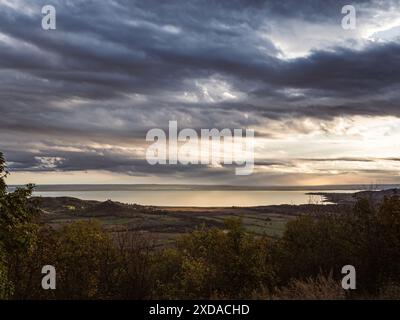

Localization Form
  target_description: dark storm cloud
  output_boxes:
[5,146,226,177]
[0,0,399,174]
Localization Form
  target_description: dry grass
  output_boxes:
[252,274,346,300]
[377,283,400,300]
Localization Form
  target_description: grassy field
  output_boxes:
[37,196,346,247]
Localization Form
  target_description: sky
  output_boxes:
[1,0,400,186]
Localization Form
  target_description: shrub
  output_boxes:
[272,196,400,295]
[154,219,273,299]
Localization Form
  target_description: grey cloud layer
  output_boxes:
[0,0,399,176]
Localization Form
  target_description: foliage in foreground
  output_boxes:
[0,152,400,299]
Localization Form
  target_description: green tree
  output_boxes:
[272,195,400,295]
[0,152,40,299]
[154,219,272,299]
[0,245,12,299]
[0,153,6,197]
[51,220,117,299]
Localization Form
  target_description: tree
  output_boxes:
[0,153,10,298]
[50,220,117,299]
[154,219,272,299]
[272,195,400,295]
[0,152,40,298]
[0,245,12,299]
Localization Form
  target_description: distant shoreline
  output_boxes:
[8,183,398,192]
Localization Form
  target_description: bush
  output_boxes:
[153,219,273,299]
[272,196,400,295]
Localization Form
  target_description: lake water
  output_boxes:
[32,189,357,207]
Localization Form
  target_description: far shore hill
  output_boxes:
[31,188,399,248]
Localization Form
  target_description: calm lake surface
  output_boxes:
[32,189,358,207]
